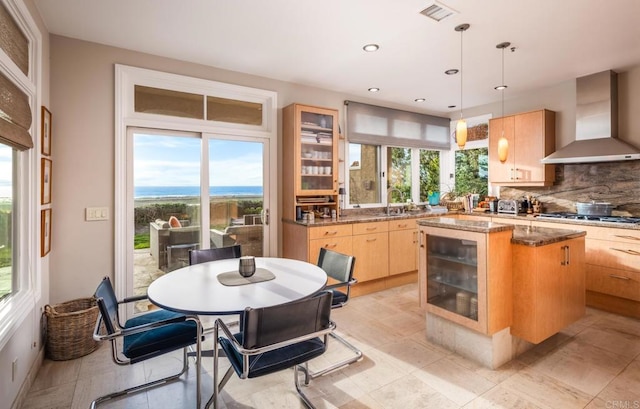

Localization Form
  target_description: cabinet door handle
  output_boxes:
[397,223,408,228]
[366,238,377,242]
[324,231,338,236]
[610,248,640,256]
[561,245,570,265]
[324,243,337,249]
[510,168,515,180]
[608,274,630,280]
[419,231,424,248]
[366,227,377,231]
[614,235,640,241]
[413,231,418,243]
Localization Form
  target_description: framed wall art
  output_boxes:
[41,158,52,205]
[41,106,52,156]
[41,208,51,257]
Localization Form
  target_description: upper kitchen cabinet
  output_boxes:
[283,104,339,221]
[489,109,556,186]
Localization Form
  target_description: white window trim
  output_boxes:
[0,0,42,351]
[114,65,278,310]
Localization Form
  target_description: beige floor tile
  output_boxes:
[20,381,75,409]
[529,337,632,395]
[338,348,408,393]
[575,326,640,359]
[412,356,496,406]
[463,384,545,409]
[28,358,80,392]
[369,373,460,409]
[594,359,640,404]
[377,337,445,372]
[499,367,594,409]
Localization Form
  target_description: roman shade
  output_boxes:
[0,71,32,150]
[0,3,32,151]
[345,101,450,150]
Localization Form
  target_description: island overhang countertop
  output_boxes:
[417,217,586,246]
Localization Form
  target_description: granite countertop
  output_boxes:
[285,208,449,226]
[461,211,640,231]
[511,225,586,247]
[416,217,515,234]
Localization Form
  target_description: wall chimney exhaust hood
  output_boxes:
[541,70,640,164]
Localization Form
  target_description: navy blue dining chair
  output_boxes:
[91,276,202,408]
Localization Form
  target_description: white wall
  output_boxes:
[2,0,50,407]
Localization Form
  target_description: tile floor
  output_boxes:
[20,283,640,409]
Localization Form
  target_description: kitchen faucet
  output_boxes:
[387,187,405,215]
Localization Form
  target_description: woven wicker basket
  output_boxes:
[44,297,100,361]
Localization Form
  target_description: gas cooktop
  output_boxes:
[536,212,640,224]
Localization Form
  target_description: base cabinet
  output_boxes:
[511,237,585,343]
[418,225,512,335]
[533,220,640,318]
[352,221,389,282]
[389,219,418,275]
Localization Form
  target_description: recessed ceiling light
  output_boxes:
[494,85,508,90]
[414,98,426,103]
[445,69,459,75]
[368,87,380,92]
[363,44,379,52]
[448,105,456,109]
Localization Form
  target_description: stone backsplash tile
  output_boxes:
[500,161,640,216]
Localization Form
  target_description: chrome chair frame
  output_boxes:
[211,292,336,409]
[309,248,363,378]
[91,277,202,409]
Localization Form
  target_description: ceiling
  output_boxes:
[33,0,640,116]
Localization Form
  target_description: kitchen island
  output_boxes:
[417,217,586,368]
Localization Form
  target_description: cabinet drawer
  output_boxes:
[309,236,353,265]
[586,239,640,273]
[352,221,389,235]
[388,218,417,231]
[586,265,640,302]
[309,224,352,240]
[581,226,640,244]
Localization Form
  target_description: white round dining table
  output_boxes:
[147,257,328,315]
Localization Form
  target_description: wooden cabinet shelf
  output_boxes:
[283,103,339,221]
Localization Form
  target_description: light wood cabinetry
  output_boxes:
[308,224,353,266]
[352,221,389,282]
[489,109,556,186]
[511,237,585,343]
[418,225,513,335]
[389,219,418,275]
[532,220,640,318]
[283,103,339,221]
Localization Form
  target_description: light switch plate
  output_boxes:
[86,207,109,221]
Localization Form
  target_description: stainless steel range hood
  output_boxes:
[541,70,640,164]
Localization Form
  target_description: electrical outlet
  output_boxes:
[12,358,17,382]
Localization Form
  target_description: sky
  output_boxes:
[0,145,11,198]
[133,132,263,187]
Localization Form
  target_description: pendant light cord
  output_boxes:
[460,28,464,120]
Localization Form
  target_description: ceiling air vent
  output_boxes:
[420,1,457,22]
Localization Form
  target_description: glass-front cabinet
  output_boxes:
[418,223,513,335]
[283,104,339,221]
[426,235,479,320]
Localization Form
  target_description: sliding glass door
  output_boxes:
[130,129,267,313]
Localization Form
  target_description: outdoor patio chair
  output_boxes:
[91,276,203,408]
[212,291,335,409]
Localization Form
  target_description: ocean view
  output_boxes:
[135,186,262,199]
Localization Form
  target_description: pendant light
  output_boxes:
[495,41,510,163]
[455,23,470,149]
